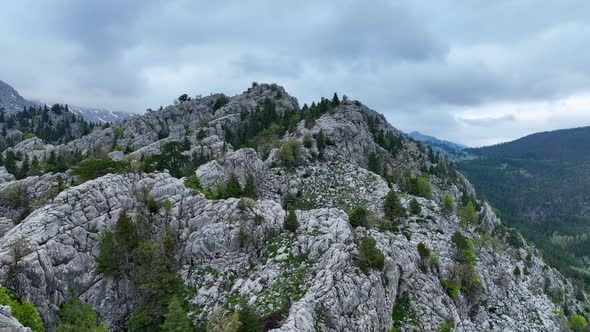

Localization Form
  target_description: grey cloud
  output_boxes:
[457,114,517,127]
[233,55,303,78]
[2,0,590,145]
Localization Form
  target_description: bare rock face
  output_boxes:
[0,167,15,184]
[197,148,266,187]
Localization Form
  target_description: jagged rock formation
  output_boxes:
[0,83,587,331]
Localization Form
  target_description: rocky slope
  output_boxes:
[0,83,587,331]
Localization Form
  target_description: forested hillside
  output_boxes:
[458,127,590,290]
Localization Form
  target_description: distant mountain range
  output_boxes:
[407,131,468,155]
[0,79,131,123]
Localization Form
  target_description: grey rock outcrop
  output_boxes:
[0,304,31,332]
[0,167,15,184]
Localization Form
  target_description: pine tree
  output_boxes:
[4,150,16,175]
[160,296,194,332]
[225,173,243,198]
[384,191,406,222]
[284,209,299,232]
[367,151,381,175]
[114,211,138,251]
[409,198,421,215]
[18,155,30,179]
[316,130,326,151]
[348,207,369,228]
[331,93,340,107]
[243,175,257,199]
[237,304,260,332]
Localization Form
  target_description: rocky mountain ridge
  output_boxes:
[0,83,587,331]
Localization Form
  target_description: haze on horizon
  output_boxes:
[2,0,590,147]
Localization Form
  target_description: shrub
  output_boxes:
[348,207,369,228]
[459,201,479,227]
[184,174,201,193]
[113,127,125,139]
[451,231,476,265]
[513,266,521,276]
[276,139,302,167]
[303,134,313,148]
[57,295,106,332]
[441,278,460,299]
[207,310,241,332]
[441,195,454,215]
[415,175,432,199]
[391,296,413,328]
[163,198,172,213]
[358,236,385,273]
[409,198,421,215]
[212,94,230,111]
[284,209,299,232]
[384,191,406,222]
[0,287,44,332]
[147,196,160,214]
[506,229,524,248]
[417,242,430,259]
[459,265,483,301]
[237,304,260,332]
[4,183,29,209]
[440,318,454,332]
[568,314,587,332]
[429,254,440,268]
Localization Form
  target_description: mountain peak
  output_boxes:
[0,80,33,112]
[408,130,468,154]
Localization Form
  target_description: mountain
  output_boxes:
[0,80,34,112]
[65,105,131,123]
[458,126,590,290]
[466,126,590,161]
[408,131,468,156]
[0,83,587,331]
[0,79,131,123]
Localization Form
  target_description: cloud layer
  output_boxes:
[2,0,590,146]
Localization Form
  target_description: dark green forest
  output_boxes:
[459,127,590,289]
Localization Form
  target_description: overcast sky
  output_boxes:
[2,0,590,146]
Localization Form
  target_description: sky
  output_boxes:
[2,0,590,147]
